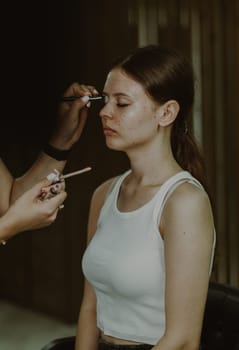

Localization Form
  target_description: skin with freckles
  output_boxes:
[100,69,162,152]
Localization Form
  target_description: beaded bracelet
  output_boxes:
[43,143,72,161]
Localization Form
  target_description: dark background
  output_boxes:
[0,0,132,322]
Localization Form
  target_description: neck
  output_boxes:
[126,136,182,186]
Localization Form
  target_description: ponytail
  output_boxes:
[171,119,208,190]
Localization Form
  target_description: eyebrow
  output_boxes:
[102,92,131,98]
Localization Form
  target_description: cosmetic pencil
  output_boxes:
[62,96,103,102]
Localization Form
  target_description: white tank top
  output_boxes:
[82,170,216,345]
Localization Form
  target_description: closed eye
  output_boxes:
[117,103,130,107]
[102,94,130,107]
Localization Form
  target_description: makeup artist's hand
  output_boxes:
[49,82,100,150]
[3,178,67,236]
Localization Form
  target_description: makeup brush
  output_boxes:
[61,96,104,102]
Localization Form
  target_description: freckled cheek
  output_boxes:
[121,112,142,130]
[115,119,121,126]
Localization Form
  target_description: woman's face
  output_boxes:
[99,68,162,152]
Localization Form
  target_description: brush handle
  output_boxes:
[61,96,103,102]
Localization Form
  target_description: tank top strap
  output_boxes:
[100,170,131,216]
[105,170,131,199]
[153,171,204,225]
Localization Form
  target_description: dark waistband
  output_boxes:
[99,339,153,350]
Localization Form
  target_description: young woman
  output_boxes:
[74,45,216,350]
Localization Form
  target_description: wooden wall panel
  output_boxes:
[224,0,239,286]
[125,0,239,287]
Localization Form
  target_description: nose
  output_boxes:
[99,101,113,119]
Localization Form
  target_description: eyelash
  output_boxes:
[117,103,129,107]
[102,96,129,108]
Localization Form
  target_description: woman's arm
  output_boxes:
[0,159,14,215]
[154,183,215,350]
[75,178,115,350]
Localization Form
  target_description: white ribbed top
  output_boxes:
[82,170,215,345]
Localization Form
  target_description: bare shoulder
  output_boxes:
[167,181,212,213]
[160,181,214,236]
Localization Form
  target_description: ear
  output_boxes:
[156,100,180,127]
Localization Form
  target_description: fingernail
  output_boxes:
[50,185,59,195]
[81,95,90,103]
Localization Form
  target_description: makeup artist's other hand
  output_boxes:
[50,82,100,150]
[5,178,67,233]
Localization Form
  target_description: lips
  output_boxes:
[103,128,116,136]
[102,125,117,136]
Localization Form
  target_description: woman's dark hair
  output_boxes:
[111,45,207,187]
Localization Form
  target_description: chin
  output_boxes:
[105,139,125,152]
